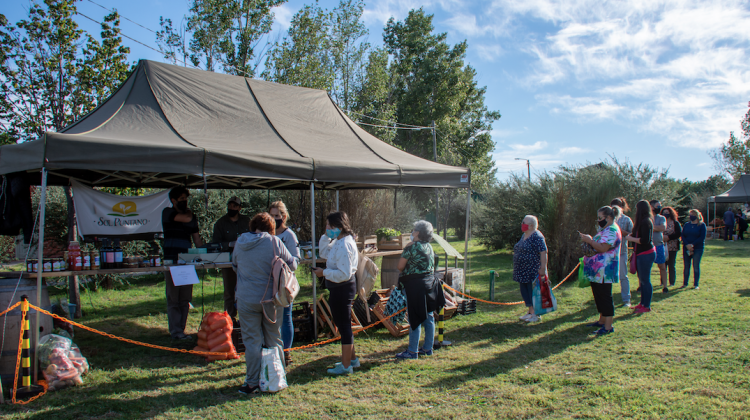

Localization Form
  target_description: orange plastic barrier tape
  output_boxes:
[443,262,580,305]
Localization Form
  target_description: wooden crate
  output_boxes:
[370,289,410,337]
[377,233,410,250]
[315,296,364,339]
[356,235,378,251]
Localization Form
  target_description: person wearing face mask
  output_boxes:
[649,200,668,293]
[512,215,548,323]
[610,197,633,307]
[579,206,621,335]
[312,212,359,375]
[625,200,655,313]
[394,220,445,360]
[268,201,300,366]
[681,209,706,290]
[162,186,203,340]
[212,196,251,320]
[661,206,682,287]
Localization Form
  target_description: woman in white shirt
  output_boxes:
[312,211,359,375]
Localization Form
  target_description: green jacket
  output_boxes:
[212,214,251,250]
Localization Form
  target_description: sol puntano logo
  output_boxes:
[109,201,139,217]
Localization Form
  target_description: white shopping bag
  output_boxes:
[259,347,288,393]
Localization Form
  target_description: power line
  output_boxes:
[86,0,156,33]
[346,110,432,129]
[355,121,430,130]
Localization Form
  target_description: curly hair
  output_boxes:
[661,206,678,221]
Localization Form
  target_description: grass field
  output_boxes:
[2,238,749,419]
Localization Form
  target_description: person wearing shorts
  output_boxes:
[650,200,668,293]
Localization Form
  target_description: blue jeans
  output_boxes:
[683,247,704,287]
[519,282,534,308]
[407,312,435,353]
[281,303,293,349]
[637,252,655,308]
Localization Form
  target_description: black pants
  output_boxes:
[724,224,734,240]
[327,279,356,345]
[666,250,678,286]
[590,282,614,317]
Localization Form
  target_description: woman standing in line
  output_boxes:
[579,206,621,335]
[312,212,359,375]
[232,213,296,394]
[681,209,707,290]
[269,201,300,366]
[661,206,682,287]
[625,200,655,314]
[512,215,548,323]
[610,197,633,307]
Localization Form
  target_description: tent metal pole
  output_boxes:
[462,185,471,294]
[310,182,317,341]
[707,201,709,235]
[336,190,339,212]
[34,168,48,383]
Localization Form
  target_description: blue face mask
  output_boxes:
[326,228,341,239]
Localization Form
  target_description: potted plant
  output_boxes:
[375,228,401,244]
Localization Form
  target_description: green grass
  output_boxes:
[2,238,750,419]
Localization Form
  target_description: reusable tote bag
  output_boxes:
[533,275,557,316]
[259,347,288,393]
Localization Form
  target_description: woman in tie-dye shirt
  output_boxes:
[579,206,622,336]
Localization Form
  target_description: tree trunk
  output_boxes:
[64,186,82,318]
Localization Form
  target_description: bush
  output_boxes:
[474,159,679,280]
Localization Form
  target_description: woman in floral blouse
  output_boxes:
[579,206,622,336]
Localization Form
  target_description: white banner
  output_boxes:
[72,180,171,237]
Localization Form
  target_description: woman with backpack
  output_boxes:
[232,212,296,394]
[312,212,359,375]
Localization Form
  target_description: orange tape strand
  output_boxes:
[443,262,580,305]
[11,302,48,405]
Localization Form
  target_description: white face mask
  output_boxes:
[410,234,415,242]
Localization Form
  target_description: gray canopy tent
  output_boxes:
[707,174,750,224]
[0,60,472,375]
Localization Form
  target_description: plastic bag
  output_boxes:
[38,334,89,391]
[259,346,287,393]
[533,275,557,316]
[578,257,590,288]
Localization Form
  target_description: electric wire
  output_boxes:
[86,0,156,33]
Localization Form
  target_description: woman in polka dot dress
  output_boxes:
[513,215,548,322]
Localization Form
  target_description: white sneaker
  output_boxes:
[526,314,541,322]
[519,313,532,321]
[623,302,631,308]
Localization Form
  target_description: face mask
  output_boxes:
[274,218,283,228]
[663,212,670,218]
[176,201,188,212]
[689,215,697,221]
[598,219,607,228]
[653,207,661,214]
[326,228,341,239]
[410,234,414,242]
[227,209,239,217]
[521,223,529,232]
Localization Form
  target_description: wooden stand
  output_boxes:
[380,255,401,290]
[315,296,363,339]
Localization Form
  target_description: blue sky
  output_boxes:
[6,0,750,182]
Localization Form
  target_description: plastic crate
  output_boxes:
[457,299,477,315]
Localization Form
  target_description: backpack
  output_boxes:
[262,237,300,322]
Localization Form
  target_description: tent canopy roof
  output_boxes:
[0,60,470,190]
[708,175,750,203]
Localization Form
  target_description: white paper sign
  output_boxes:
[71,180,171,237]
[169,265,200,286]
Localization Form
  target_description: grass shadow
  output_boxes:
[736,289,750,298]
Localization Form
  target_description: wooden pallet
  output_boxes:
[370,289,410,337]
[315,296,364,338]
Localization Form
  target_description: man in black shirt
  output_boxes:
[211,196,250,319]
[162,186,202,340]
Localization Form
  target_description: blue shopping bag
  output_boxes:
[533,275,557,316]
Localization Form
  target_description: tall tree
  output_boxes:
[159,0,285,76]
[262,2,332,89]
[329,0,369,111]
[353,47,397,143]
[711,101,750,181]
[383,8,500,191]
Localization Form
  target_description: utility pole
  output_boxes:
[515,158,530,181]
[433,121,438,229]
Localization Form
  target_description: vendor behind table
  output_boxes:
[212,196,251,320]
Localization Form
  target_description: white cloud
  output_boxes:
[486,0,750,149]
[491,141,593,175]
[476,44,503,61]
[272,4,294,30]
[362,0,432,25]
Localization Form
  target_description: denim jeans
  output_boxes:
[619,247,631,303]
[281,303,294,349]
[636,252,655,308]
[683,247,704,287]
[519,282,534,308]
[407,312,435,353]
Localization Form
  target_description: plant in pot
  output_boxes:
[375,228,401,244]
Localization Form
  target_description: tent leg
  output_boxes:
[310,183,317,341]
[707,201,709,236]
[462,186,471,295]
[336,190,339,212]
[34,168,47,384]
